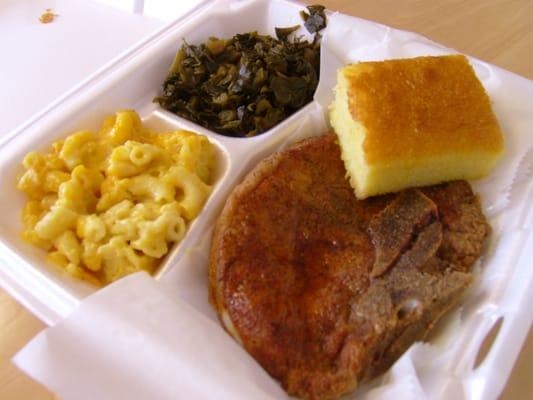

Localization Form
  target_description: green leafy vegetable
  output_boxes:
[154,5,327,138]
[300,5,327,34]
[275,25,301,41]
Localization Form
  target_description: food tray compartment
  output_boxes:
[1,1,532,399]
[0,107,229,309]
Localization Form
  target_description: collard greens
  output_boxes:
[155,5,326,137]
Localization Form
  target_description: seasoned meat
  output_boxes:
[208,134,489,400]
[368,189,438,277]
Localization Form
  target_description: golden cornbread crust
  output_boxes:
[344,55,504,164]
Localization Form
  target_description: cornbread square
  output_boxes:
[330,55,504,199]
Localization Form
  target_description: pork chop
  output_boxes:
[208,133,489,400]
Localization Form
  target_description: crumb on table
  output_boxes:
[39,9,58,24]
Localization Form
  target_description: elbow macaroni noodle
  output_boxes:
[18,110,216,285]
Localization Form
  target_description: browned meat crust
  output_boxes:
[208,134,489,400]
[368,189,438,277]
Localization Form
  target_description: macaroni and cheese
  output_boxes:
[18,110,216,285]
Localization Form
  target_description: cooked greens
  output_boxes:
[300,5,327,33]
[154,5,327,137]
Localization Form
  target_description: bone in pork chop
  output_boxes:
[208,133,489,400]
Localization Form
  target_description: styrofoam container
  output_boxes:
[1,1,532,399]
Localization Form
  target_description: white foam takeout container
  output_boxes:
[1,0,532,399]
